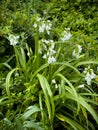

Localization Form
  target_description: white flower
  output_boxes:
[49,48,56,55]
[39,22,46,33]
[55,84,58,89]
[39,20,52,34]
[50,42,55,49]
[47,51,50,56]
[45,22,52,35]
[39,39,56,64]
[52,79,58,89]
[85,71,96,85]
[38,48,42,54]
[84,66,96,85]
[33,23,37,28]
[44,39,50,44]
[78,45,82,53]
[72,50,78,58]
[36,17,41,22]
[42,54,47,59]
[27,48,32,57]
[50,40,54,43]
[48,56,56,64]
[85,73,92,85]
[60,30,72,42]
[72,45,82,58]
[15,72,19,77]
[52,79,56,84]
[78,84,84,88]
[8,34,19,46]
[27,52,30,57]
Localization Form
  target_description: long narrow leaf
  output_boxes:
[53,62,83,77]
[78,95,98,124]
[15,117,24,130]
[75,61,98,67]
[31,63,49,81]
[56,114,85,130]
[37,74,55,121]
[57,73,77,97]
[66,93,98,124]
[6,68,19,99]
[39,93,45,123]
[20,46,26,70]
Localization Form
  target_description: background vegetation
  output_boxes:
[0,0,98,129]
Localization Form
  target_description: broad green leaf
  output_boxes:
[21,105,40,120]
[0,97,8,104]
[2,62,12,70]
[78,96,98,124]
[6,68,19,99]
[56,114,85,130]
[15,117,24,130]
[37,74,55,121]
[66,93,98,124]
[23,121,43,130]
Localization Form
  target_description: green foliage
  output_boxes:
[0,0,98,130]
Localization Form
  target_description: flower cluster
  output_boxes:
[72,45,82,58]
[39,39,56,64]
[33,17,52,35]
[83,66,96,85]
[8,34,19,46]
[60,28,72,42]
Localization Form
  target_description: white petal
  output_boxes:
[48,56,56,64]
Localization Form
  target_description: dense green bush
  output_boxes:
[0,0,98,129]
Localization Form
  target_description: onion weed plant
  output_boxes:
[0,0,98,130]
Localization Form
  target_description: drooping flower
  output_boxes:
[60,29,72,42]
[78,84,84,88]
[33,17,52,35]
[39,39,56,64]
[72,45,82,58]
[83,66,96,85]
[36,17,41,22]
[8,34,19,46]
[33,23,37,28]
[27,48,32,57]
[45,20,52,35]
[52,79,58,89]
[39,22,46,33]
[48,56,56,64]
[39,20,52,35]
